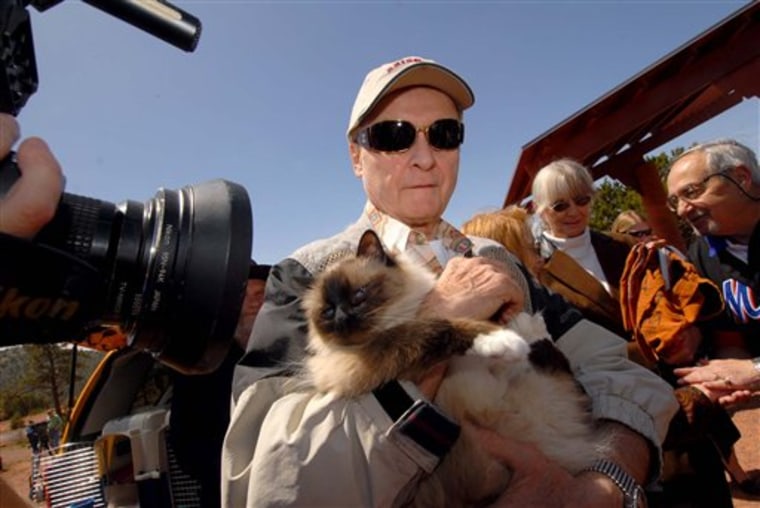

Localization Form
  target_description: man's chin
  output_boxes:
[688,218,711,236]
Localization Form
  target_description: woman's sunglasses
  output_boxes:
[627,228,652,238]
[549,195,592,213]
[354,119,464,153]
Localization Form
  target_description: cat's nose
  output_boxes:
[334,307,360,334]
[334,307,349,327]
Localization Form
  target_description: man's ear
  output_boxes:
[349,141,363,178]
[734,165,753,188]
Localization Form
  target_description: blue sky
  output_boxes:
[18,1,758,264]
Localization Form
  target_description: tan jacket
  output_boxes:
[539,231,633,338]
[223,219,677,507]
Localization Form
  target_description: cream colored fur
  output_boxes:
[412,313,609,508]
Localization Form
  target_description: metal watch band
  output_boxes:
[582,459,647,508]
[752,356,760,373]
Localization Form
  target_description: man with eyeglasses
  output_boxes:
[665,140,760,403]
[223,56,676,507]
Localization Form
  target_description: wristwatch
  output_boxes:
[582,459,647,508]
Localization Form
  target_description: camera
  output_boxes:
[0,0,253,374]
[0,163,252,374]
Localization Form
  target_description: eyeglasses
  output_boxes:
[354,119,464,153]
[666,172,727,212]
[548,195,592,213]
[627,228,652,238]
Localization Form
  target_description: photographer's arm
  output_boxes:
[0,114,63,238]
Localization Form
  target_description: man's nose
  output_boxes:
[676,198,693,217]
[409,131,436,170]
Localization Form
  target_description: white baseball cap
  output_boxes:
[346,56,475,138]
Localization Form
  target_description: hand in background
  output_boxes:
[675,358,759,406]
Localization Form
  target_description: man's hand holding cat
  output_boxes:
[471,424,624,508]
[422,256,524,323]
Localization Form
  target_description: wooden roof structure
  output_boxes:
[504,1,760,206]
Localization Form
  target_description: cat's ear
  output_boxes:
[357,230,393,266]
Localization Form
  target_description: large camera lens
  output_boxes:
[0,161,252,374]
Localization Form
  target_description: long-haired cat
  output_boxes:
[302,230,609,507]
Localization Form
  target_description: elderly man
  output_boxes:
[666,140,760,403]
[0,57,676,502]
[223,56,676,507]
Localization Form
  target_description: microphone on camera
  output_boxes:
[82,0,202,52]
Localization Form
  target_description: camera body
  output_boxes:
[0,1,253,374]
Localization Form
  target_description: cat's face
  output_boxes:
[304,231,409,347]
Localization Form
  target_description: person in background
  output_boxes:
[223,56,677,507]
[170,260,270,508]
[46,410,63,450]
[666,139,760,373]
[233,262,271,350]
[461,205,544,276]
[530,158,753,505]
[665,138,760,495]
[611,210,655,243]
[25,420,39,455]
[530,158,635,339]
[676,358,760,405]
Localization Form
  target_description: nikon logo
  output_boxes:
[0,287,79,320]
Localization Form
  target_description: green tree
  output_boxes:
[24,344,73,417]
[589,146,693,241]
[590,178,643,232]
[0,344,102,422]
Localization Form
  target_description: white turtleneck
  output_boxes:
[543,228,612,294]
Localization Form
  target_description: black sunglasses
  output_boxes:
[354,119,464,153]
[549,195,592,213]
[627,228,652,238]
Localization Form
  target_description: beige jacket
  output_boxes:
[222,218,678,507]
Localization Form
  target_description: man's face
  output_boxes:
[242,279,266,319]
[233,279,267,349]
[349,87,460,237]
[666,152,741,237]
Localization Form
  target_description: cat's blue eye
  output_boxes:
[322,306,335,320]
[351,288,367,306]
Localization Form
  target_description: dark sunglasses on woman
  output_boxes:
[354,119,464,153]
[627,228,653,238]
[549,195,592,213]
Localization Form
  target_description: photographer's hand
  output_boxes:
[0,114,63,238]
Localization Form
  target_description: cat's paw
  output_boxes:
[508,312,551,344]
[469,329,530,361]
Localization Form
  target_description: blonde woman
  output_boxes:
[531,158,634,338]
[611,210,655,243]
